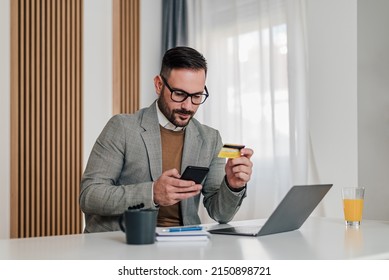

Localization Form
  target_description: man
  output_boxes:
[80,46,254,233]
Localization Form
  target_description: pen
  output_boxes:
[162,226,203,232]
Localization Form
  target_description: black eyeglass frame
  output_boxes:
[160,75,209,105]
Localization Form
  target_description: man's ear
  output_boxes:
[153,75,163,95]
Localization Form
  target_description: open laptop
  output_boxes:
[208,184,333,237]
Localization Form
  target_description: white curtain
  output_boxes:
[187,0,309,222]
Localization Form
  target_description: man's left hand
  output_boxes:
[225,148,254,189]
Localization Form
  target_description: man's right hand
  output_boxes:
[153,169,203,206]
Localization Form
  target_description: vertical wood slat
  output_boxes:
[112,0,140,114]
[10,0,83,238]
[55,0,60,236]
[132,0,139,113]
[71,0,76,234]
[75,0,82,234]
[50,0,56,236]
[10,0,20,240]
[60,0,65,234]
[120,1,126,113]
[45,0,50,236]
[40,0,46,237]
[25,0,31,238]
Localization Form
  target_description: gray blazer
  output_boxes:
[80,101,246,233]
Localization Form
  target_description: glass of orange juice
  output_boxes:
[342,187,365,227]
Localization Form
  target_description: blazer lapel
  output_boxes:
[140,102,162,181]
[181,121,203,170]
[181,120,203,223]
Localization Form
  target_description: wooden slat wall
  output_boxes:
[113,0,140,114]
[10,0,83,238]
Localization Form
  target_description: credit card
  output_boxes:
[218,144,245,158]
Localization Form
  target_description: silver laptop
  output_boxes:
[208,184,333,237]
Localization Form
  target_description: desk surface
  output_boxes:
[1,217,389,260]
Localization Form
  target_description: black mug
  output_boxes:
[119,209,158,245]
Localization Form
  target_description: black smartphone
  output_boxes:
[180,166,210,184]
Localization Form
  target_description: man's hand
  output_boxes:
[225,148,254,189]
[153,169,203,206]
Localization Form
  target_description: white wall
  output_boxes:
[140,0,162,107]
[0,0,10,239]
[307,0,389,221]
[306,0,358,218]
[83,0,113,169]
[358,0,389,220]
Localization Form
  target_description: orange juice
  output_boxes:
[343,199,364,221]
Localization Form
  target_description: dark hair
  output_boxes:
[160,46,207,78]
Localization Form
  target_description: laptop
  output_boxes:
[208,184,333,237]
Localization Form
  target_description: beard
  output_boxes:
[157,95,195,127]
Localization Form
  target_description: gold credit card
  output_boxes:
[218,144,245,158]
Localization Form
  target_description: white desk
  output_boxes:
[1,217,389,260]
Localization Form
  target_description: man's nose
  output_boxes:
[181,97,193,110]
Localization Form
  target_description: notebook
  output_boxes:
[208,184,333,237]
[155,227,210,242]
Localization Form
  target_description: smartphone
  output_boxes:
[180,166,210,184]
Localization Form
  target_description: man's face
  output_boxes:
[155,69,206,127]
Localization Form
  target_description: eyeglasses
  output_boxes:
[160,76,209,105]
